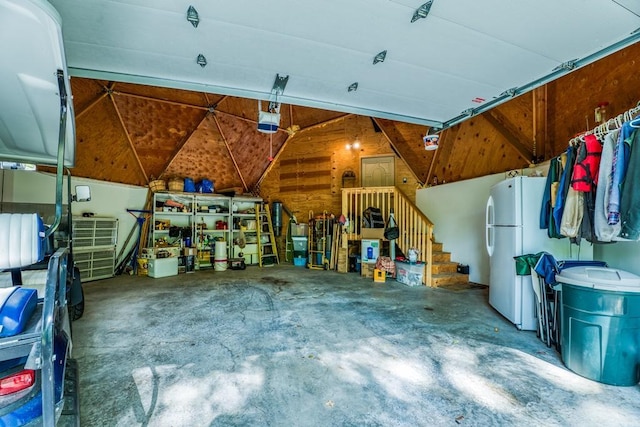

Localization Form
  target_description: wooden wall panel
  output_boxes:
[162,116,243,190]
[113,94,206,180]
[260,114,419,224]
[374,118,432,184]
[547,42,640,157]
[70,78,105,116]
[216,114,288,191]
[72,99,146,185]
[293,105,349,130]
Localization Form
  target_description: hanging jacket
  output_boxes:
[594,130,621,242]
[552,146,575,238]
[540,156,564,238]
[571,134,602,192]
[608,122,634,224]
[560,187,584,238]
[619,128,640,239]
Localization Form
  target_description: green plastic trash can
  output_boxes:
[556,266,640,386]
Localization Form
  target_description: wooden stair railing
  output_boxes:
[341,186,434,286]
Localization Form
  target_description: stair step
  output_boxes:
[431,261,458,274]
[432,272,469,288]
[431,242,443,252]
[432,251,451,263]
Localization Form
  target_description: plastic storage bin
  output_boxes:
[395,260,424,287]
[148,257,179,278]
[556,266,640,386]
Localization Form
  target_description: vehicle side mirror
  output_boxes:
[74,185,91,202]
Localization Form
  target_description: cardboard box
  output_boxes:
[148,257,179,278]
[183,247,198,256]
[361,239,380,264]
[361,228,386,240]
[361,263,375,278]
[395,261,425,287]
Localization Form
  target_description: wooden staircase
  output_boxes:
[342,186,469,288]
[430,242,469,288]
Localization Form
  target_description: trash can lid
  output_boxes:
[556,266,640,292]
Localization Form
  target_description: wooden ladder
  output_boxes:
[256,203,279,267]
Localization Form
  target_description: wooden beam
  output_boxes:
[213,115,248,191]
[297,114,351,134]
[109,93,149,183]
[533,85,548,162]
[111,89,208,111]
[160,111,209,175]
[372,117,423,186]
[76,92,109,120]
[482,110,534,163]
[110,89,289,134]
[255,134,293,187]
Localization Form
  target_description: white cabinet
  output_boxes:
[72,217,118,282]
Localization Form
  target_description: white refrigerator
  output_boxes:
[485,176,592,330]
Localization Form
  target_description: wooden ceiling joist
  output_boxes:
[482,110,534,163]
[76,92,109,120]
[533,86,548,162]
[297,114,351,134]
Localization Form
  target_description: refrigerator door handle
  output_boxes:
[486,196,494,256]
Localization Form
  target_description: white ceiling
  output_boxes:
[50,0,640,128]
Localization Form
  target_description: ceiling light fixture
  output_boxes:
[187,6,200,28]
[196,54,207,67]
[373,50,387,65]
[411,1,433,23]
[348,82,358,92]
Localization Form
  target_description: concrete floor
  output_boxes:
[73,266,640,426]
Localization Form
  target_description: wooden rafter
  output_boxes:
[108,93,149,183]
[255,134,293,187]
[533,86,548,162]
[482,110,534,163]
[76,92,109,120]
[372,118,422,185]
[213,115,248,191]
[297,114,351,134]
[427,125,459,185]
[157,110,209,176]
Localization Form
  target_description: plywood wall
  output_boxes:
[260,115,418,222]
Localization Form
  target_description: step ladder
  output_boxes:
[256,203,279,267]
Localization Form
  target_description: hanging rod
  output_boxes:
[568,101,640,146]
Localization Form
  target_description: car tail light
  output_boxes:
[0,370,35,396]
